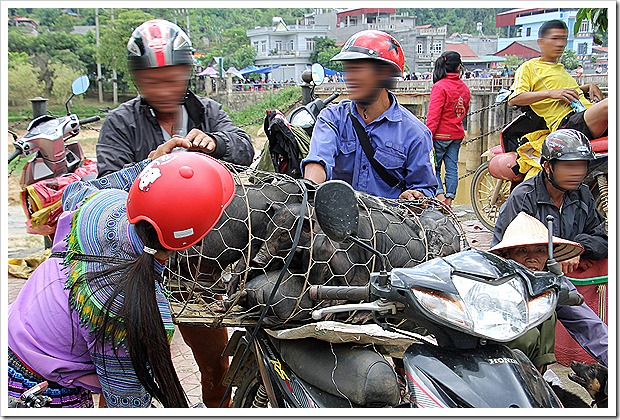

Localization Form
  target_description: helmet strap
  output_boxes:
[543,162,569,192]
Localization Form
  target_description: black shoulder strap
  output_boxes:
[348,112,401,188]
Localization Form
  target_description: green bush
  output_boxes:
[49,62,83,104]
[8,62,45,106]
[227,86,301,127]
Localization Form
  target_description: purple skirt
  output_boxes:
[8,347,93,408]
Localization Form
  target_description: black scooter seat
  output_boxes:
[273,337,400,407]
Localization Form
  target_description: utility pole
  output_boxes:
[185,9,190,38]
[111,8,118,105]
[95,8,103,103]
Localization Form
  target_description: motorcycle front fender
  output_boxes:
[403,343,562,408]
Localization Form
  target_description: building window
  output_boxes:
[526,27,531,37]
[253,41,259,52]
[275,40,282,52]
[306,38,315,51]
[580,19,589,33]
[578,42,588,54]
[432,42,442,54]
[261,41,266,53]
[289,40,294,51]
[417,43,423,54]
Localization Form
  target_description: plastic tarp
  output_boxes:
[226,66,244,79]
[197,67,218,77]
[323,67,341,76]
[239,64,281,75]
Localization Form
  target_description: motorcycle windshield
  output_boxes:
[403,343,561,408]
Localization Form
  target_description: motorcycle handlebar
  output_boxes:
[8,148,21,163]
[78,116,101,125]
[559,290,584,306]
[323,92,340,106]
[309,285,369,301]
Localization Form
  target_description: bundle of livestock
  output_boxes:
[164,164,466,328]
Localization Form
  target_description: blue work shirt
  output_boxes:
[301,93,437,199]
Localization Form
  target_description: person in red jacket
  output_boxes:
[426,51,471,207]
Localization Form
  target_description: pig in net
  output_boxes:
[164,164,467,329]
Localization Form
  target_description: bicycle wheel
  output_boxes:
[470,162,511,231]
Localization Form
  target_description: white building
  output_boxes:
[246,19,330,82]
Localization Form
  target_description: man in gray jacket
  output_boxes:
[96,19,254,407]
[96,20,253,177]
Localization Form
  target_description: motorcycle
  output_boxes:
[470,88,608,231]
[8,75,100,239]
[223,180,583,408]
[258,63,339,178]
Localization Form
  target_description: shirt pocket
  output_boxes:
[335,140,357,174]
[374,142,407,170]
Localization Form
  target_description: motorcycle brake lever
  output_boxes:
[311,300,397,320]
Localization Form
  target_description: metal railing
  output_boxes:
[315,74,608,94]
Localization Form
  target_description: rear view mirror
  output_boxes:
[495,88,511,104]
[71,76,90,95]
[311,63,325,86]
[314,180,359,242]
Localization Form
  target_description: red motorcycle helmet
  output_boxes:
[331,30,405,76]
[127,152,235,250]
[127,19,195,71]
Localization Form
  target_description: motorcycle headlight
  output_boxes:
[412,275,557,342]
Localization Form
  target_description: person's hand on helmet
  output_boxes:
[148,137,191,159]
[185,129,217,153]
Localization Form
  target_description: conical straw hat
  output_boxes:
[490,212,583,262]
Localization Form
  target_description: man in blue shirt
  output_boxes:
[302,30,437,200]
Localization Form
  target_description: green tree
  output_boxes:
[574,8,607,46]
[504,55,524,68]
[49,62,83,103]
[97,9,155,78]
[560,49,579,70]
[8,62,46,106]
[310,37,342,71]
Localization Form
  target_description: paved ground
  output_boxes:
[6,203,593,407]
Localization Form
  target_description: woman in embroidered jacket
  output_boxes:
[7,140,235,408]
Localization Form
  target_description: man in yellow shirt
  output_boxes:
[509,20,607,140]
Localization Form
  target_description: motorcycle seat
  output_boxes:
[273,337,400,407]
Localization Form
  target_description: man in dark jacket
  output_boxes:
[96,21,253,177]
[96,19,254,407]
[492,129,607,366]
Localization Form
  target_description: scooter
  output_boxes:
[470,88,608,231]
[223,180,583,408]
[8,75,100,238]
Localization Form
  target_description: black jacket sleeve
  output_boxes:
[96,111,137,178]
[203,100,254,166]
[491,190,534,247]
[574,205,608,260]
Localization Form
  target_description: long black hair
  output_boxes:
[432,51,463,84]
[90,221,188,408]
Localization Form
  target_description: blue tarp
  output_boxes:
[239,65,281,75]
[323,67,341,76]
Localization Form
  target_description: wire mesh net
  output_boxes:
[164,164,466,329]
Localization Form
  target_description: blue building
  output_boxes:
[496,8,594,62]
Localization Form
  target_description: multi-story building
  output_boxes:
[246,18,330,82]
[496,8,595,61]
[394,24,448,73]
